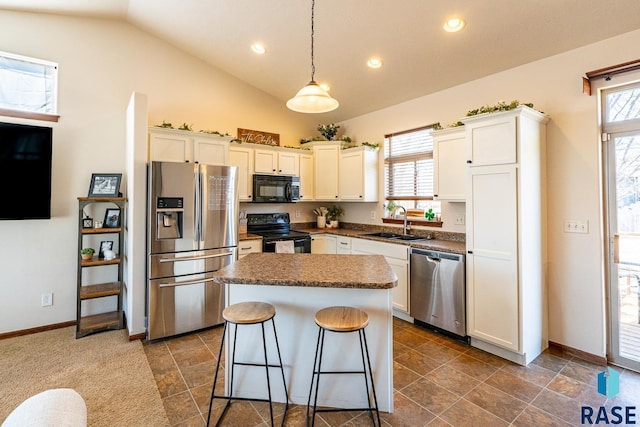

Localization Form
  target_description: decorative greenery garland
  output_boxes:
[432,100,538,131]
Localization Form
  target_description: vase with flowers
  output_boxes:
[317,123,340,141]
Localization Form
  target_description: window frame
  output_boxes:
[383,124,442,226]
[0,51,60,123]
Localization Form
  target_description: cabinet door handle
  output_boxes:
[335,195,338,198]
[467,250,473,254]
[466,160,472,164]
[434,194,438,198]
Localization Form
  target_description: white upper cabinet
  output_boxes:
[228,145,254,202]
[433,127,466,201]
[254,149,299,176]
[312,143,340,201]
[466,114,517,166]
[339,147,378,201]
[148,128,230,165]
[299,153,314,201]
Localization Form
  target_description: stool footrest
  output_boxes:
[315,407,378,413]
[233,361,284,369]
[313,370,367,375]
[211,394,282,405]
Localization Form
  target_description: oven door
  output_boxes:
[263,236,311,253]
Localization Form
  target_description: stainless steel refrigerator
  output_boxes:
[147,161,238,340]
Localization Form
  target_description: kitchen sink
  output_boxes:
[362,232,427,241]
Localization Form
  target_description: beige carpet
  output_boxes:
[0,327,169,426]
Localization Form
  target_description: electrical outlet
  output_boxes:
[454,214,465,225]
[41,292,53,307]
[564,219,589,234]
[370,211,376,219]
[295,210,300,218]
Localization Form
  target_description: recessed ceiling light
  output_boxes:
[444,18,465,33]
[367,58,383,69]
[251,43,266,54]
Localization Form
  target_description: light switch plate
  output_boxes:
[564,220,588,233]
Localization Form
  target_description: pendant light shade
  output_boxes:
[286,80,339,113]
[287,0,339,113]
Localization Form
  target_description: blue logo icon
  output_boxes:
[597,367,620,398]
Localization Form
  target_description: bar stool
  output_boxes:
[306,306,381,426]
[207,301,289,427]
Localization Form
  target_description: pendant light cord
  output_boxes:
[310,0,316,82]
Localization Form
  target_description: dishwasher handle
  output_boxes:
[410,247,463,262]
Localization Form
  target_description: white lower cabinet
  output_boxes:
[237,239,262,258]
[351,238,409,314]
[311,235,337,254]
[336,236,352,254]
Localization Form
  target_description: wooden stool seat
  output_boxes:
[315,306,369,332]
[223,301,275,324]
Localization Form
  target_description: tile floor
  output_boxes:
[143,318,640,426]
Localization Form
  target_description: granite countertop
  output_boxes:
[294,227,467,255]
[214,253,398,289]
[239,233,262,241]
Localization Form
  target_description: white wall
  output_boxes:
[341,29,640,357]
[0,11,317,334]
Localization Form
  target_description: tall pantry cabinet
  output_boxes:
[462,106,548,365]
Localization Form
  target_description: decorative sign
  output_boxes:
[237,128,280,146]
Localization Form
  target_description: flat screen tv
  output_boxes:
[0,122,53,220]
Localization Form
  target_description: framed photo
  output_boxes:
[98,240,114,259]
[103,208,121,228]
[88,173,122,197]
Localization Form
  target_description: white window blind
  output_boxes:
[0,51,58,118]
[384,126,435,202]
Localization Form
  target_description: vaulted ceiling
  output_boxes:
[2,0,640,121]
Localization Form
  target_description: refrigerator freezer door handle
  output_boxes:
[194,167,201,243]
[159,277,219,288]
[158,251,235,263]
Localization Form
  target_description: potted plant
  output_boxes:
[384,201,397,218]
[326,205,344,228]
[317,123,340,141]
[80,247,95,261]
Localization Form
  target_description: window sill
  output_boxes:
[382,217,443,228]
[0,108,60,123]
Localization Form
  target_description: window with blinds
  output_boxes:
[384,125,436,209]
[0,51,58,122]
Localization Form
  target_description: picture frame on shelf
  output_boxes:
[88,173,122,197]
[98,240,114,259]
[103,208,121,228]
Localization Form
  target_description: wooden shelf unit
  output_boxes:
[76,197,126,338]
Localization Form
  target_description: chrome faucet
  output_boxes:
[394,206,408,235]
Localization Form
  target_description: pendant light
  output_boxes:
[286,0,339,113]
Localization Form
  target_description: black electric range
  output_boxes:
[246,213,311,253]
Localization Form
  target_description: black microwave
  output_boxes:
[253,174,300,203]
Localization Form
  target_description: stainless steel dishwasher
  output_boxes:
[409,248,467,339]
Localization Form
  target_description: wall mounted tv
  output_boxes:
[0,122,53,220]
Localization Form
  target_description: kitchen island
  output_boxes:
[214,253,397,412]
